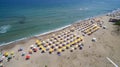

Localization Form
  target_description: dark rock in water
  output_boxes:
[109,18,120,22]
[19,21,25,24]
[18,16,26,24]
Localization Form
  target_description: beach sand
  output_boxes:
[0,14,120,67]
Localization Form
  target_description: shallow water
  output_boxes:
[0,0,120,44]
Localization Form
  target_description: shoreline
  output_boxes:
[0,13,107,47]
[0,24,71,47]
[0,8,120,67]
[0,8,119,47]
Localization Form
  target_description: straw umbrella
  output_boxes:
[57,49,62,55]
[41,48,46,53]
[10,51,14,56]
[36,39,40,43]
[28,49,32,54]
[66,45,70,49]
[62,47,66,52]
[36,40,41,46]
[54,46,58,51]
[49,48,54,54]
[37,42,41,47]
[4,52,9,57]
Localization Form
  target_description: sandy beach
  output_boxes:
[0,11,120,67]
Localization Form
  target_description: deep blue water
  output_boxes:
[0,0,120,44]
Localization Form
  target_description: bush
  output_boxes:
[114,20,120,26]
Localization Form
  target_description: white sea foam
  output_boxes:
[34,24,71,37]
[0,37,28,46]
[0,25,11,34]
[79,8,88,11]
[0,24,71,46]
[1,8,120,46]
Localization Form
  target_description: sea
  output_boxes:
[0,0,120,45]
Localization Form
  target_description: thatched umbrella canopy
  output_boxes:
[10,51,14,56]
[4,52,9,57]
[41,49,46,53]
[28,49,32,54]
[66,45,70,49]
[63,46,66,50]
[49,48,54,54]
[36,39,40,44]
[58,49,62,53]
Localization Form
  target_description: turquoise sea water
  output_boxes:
[0,0,120,45]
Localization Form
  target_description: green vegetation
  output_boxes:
[114,20,120,26]
[45,65,47,67]
[113,20,120,35]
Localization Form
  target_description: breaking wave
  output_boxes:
[79,8,89,11]
[0,25,11,34]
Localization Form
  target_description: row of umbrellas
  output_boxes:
[73,18,103,36]
[82,24,100,35]
[35,34,84,55]
[75,22,100,35]
[21,22,86,60]
[0,51,15,67]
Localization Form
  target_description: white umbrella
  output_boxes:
[30,45,34,48]
[92,38,97,42]
[103,26,107,29]
[55,46,58,49]
[1,56,5,60]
